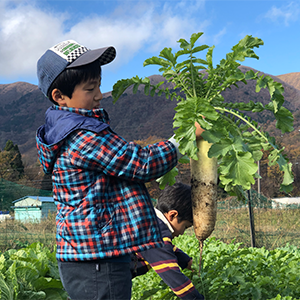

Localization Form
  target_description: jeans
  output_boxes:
[57,260,132,300]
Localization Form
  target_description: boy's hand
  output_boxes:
[195,122,204,140]
[187,259,193,270]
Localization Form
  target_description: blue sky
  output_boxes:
[0,0,299,93]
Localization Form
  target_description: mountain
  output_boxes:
[276,72,300,91]
[1,66,300,166]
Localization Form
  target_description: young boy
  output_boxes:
[36,40,203,300]
[131,182,205,300]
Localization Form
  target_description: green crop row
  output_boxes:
[132,235,300,300]
[0,237,299,299]
[0,243,67,300]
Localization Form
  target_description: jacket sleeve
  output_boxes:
[174,245,192,270]
[67,129,178,182]
[130,253,151,278]
[138,237,204,300]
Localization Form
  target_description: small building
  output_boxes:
[272,197,300,209]
[0,211,11,222]
[12,196,56,222]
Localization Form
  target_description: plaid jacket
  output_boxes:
[36,106,178,261]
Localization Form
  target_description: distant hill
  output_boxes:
[0,66,300,166]
[276,72,300,91]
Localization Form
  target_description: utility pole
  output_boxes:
[257,160,261,194]
[248,190,256,247]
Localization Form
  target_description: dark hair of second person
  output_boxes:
[156,182,193,224]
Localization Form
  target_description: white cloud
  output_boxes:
[67,1,209,60]
[0,0,208,80]
[213,27,227,45]
[264,1,300,26]
[0,2,67,79]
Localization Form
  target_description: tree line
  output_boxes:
[0,140,52,211]
[0,140,24,181]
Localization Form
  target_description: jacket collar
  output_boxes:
[154,208,174,234]
[54,105,110,123]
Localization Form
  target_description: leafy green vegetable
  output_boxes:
[0,243,67,300]
[1,239,299,300]
[132,235,300,300]
[112,32,294,194]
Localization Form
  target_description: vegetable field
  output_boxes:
[132,236,300,300]
[0,243,67,299]
[1,236,299,299]
[0,205,299,299]
[0,206,299,299]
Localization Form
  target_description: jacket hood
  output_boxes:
[36,106,110,174]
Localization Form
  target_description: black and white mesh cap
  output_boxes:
[37,40,116,96]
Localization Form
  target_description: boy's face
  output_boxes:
[171,218,192,237]
[54,77,103,110]
[164,210,192,237]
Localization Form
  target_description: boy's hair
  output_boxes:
[47,61,101,104]
[156,182,193,224]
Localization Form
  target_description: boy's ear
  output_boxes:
[165,210,179,222]
[51,88,66,105]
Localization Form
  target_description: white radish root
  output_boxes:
[190,138,218,273]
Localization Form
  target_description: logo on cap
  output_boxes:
[50,40,89,64]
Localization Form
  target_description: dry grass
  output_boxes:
[212,208,300,249]
[0,213,56,252]
[1,208,300,252]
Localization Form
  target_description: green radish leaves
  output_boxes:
[112,32,294,194]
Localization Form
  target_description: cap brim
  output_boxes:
[66,46,116,68]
